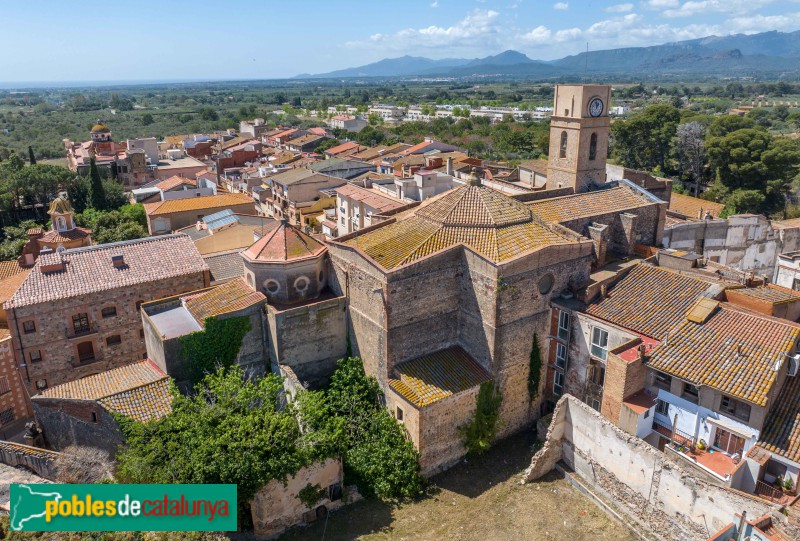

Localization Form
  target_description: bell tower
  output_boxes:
[546,84,611,193]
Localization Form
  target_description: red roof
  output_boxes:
[324,141,362,155]
[243,221,326,263]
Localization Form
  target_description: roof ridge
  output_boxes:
[98,374,170,402]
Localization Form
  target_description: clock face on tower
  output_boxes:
[588,97,604,118]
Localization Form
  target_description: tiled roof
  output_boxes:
[308,157,370,172]
[335,184,405,213]
[0,270,30,307]
[343,185,574,270]
[647,304,800,406]
[38,360,165,400]
[757,373,800,463]
[586,264,718,339]
[267,168,315,186]
[669,192,724,220]
[729,285,800,304]
[182,277,265,324]
[287,135,323,147]
[389,346,492,407]
[0,261,25,281]
[324,141,362,155]
[243,221,326,262]
[144,193,253,216]
[97,378,172,423]
[527,185,654,224]
[204,250,245,282]
[39,227,92,244]
[155,175,196,191]
[518,159,549,175]
[6,235,207,308]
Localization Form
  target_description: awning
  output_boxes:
[705,416,755,440]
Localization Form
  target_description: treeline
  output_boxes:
[611,104,800,217]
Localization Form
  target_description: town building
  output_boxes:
[323,141,366,159]
[334,183,408,237]
[153,152,208,181]
[31,360,172,454]
[64,124,155,186]
[328,114,367,132]
[259,169,344,226]
[239,118,272,139]
[130,175,217,204]
[19,197,92,267]
[144,193,256,234]
[4,235,209,395]
[0,327,32,439]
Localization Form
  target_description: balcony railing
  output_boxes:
[65,322,98,339]
[755,480,787,503]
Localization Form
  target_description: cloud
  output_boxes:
[605,3,633,12]
[553,2,569,9]
[347,9,502,52]
[555,27,582,41]
[430,1,439,7]
[726,12,800,33]
[641,0,679,7]
[661,0,786,18]
[521,25,552,43]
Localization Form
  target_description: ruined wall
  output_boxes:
[525,396,779,541]
[32,398,122,456]
[267,296,346,387]
[250,458,345,539]
[0,440,61,480]
[558,201,665,255]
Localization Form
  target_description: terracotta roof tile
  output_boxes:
[243,221,326,262]
[0,261,25,281]
[144,193,253,216]
[5,235,207,308]
[38,360,166,400]
[182,278,265,324]
[757,373,800,463]
[647,304,800,406]
[335,184,405,213]
[669,192,724,220]
[344,185,575,270]
[97,377,172,423]
[39,227,92,244]
[389,346,492,407]
[730,285,800,304]
[324,141,363,156]
[204,251,245,283]
[528,186,654,224]
[586,264,718,339]
[155,175,197,191]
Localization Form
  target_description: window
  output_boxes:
[35,380,47,390]
[294,276,310,293]
[557,311,570,340]
[90,412,97,423]
[589,132,598,160]
[0,407,15,426]
[76,342,95,364]
[590,398,601,411]
[643,409,650,419]
[682,383,699,403]
[655,399,669,416]
[554,371,565,396]
[106,335,122,347]
[555,342,567,369]
[22,320,35,334]
[72,313,90,334]
[265,280,280,294]
[0,376,9,395]
[559,131,568,159]
[101,306,117,318]
[396,406,404,422]
[720,395,751,422]
[590,327,608,360]
[714,428,745,457]
[654,372,672,391]
[29,350,42,363]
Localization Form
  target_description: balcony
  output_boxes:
[65,321,98,339]
[754,480,794,505]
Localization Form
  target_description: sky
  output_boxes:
[2,0,800,82]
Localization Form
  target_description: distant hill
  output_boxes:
[298,29,800,80]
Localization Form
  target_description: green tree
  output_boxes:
[27,146,36,165]
[141,113,154,125]
[611,104,681,172]
[88,157,107,210]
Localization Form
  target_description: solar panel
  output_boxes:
[206,214,239,232]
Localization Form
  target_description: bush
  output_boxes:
[54,445,115,484]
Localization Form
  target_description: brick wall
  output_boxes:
[0,335,31,432]
[8,271,208,395]
[600,344,647,426]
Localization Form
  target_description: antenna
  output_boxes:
[583,42,589,84]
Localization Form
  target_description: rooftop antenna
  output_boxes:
[583,42,589,84]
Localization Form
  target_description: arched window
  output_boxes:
[559,131,568,159]
[589,133,597,161]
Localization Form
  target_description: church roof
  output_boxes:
[243,220,326,263]
[342,184,574,270]
[40,227,92,244]
[182,277,265,324]
[527,185,655,224]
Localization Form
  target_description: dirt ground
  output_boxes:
[280,432,638,541]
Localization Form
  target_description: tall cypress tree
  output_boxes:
[27,146,36,165]
[88,157,107,210]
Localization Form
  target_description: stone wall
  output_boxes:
[524,395,780,541]
[267,295,346,387]
[250,458,346,539]
[32,398,122,456]
[0,334,31,432]
[0,440,61,480]
[9,271,207,396]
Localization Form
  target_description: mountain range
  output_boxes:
[297,30,800,80]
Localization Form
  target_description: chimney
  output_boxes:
[446,156,453,176]
[698,208,703,220]
[638,343,646,359]
[600,284,608,299]
[112,254,126,268]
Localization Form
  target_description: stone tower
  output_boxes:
[546,84,611,193]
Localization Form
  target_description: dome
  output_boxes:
[90,123,110,133]
[415,184,533,228]
[243,220,326,263]
[48,196,74,216]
